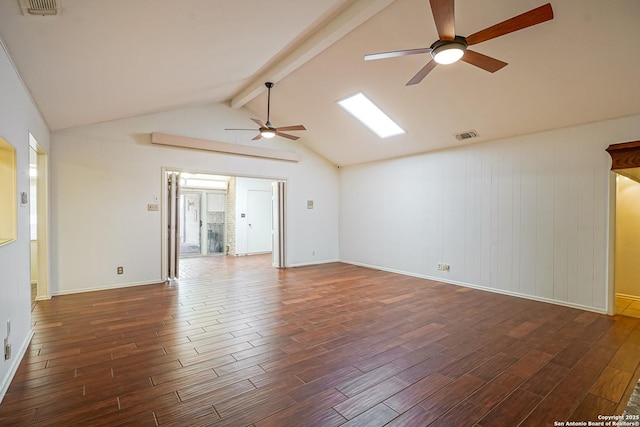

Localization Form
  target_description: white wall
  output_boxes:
[0,40,50,400]
[616,176,640,298]
[50,103,339,294]
[340,114,640,313]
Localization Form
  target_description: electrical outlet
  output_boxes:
[117,266,123,274]
[437,263,450,271]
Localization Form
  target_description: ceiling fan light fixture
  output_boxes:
[260,128,276,139]
[430,37,468,65]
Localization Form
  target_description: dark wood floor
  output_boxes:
[2,255,640,426]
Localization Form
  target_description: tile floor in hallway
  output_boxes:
[617,297,640,319]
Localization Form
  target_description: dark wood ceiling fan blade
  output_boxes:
[466,3,553,46]
[252,133,262,140]
[406,60,438,86]
[365,48,432,61]
[429,0,455,41]
[461,49,507,73]
[275,125,306,132]
[250,118,267,128]
[275,132,300,141]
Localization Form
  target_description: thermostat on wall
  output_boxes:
[307,200,314,209]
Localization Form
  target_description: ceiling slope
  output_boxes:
[1,0,639,166]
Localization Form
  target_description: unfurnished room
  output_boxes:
[1,0,640,425]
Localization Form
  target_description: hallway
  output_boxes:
[178,254,273,279]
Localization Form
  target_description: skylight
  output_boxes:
[337,93,405,139]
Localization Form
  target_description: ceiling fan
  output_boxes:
[225,82,306,140]
[365,0,553,85]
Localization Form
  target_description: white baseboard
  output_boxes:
[51,279,163,297]
[288,259,339,268]
[0,329,34,404]
[340,259,608,315]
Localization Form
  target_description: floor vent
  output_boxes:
[19,0,58,16]
[454,130,479,141]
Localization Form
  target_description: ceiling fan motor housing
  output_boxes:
[430,36,468,64]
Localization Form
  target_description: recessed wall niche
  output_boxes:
[0,136,17,246]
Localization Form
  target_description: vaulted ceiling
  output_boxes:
[1,0,639,166]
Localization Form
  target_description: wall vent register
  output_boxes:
[455,130,479,141]
[19,0,58,16]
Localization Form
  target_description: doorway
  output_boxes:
[29,147,37,306]
[179,189,228,257]
[613,171,640,318]
[162,170,285,280]
[606,141,640,317]
[180,191,203,256]
[28,133,50,303]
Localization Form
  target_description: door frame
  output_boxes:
[30,133,51,300]
[606,140,640,315]
[160,167,288,280]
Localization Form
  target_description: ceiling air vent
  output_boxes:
[454,130,479,141]
[19,0,58,16]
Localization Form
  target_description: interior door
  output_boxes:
[247,189,272,253]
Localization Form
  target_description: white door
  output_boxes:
[247,190,272,253]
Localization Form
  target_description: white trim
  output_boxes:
[0,329,34,404]
[288,259,339,268]
[616,293,640,302]
[341,259,609,315]
[50,280,162,297]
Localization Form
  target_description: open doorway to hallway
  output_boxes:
[28,133,50,307]
[163,170,283,280]
[29,146,37,308]
[179,253,273,279]
[614,171,640,319]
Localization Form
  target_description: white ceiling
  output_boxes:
[1,0,639,166]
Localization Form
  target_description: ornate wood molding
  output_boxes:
[606,140,640,170]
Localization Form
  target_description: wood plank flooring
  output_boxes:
[2,254,640,426]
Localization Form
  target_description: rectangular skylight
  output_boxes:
[337,92,405,138]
